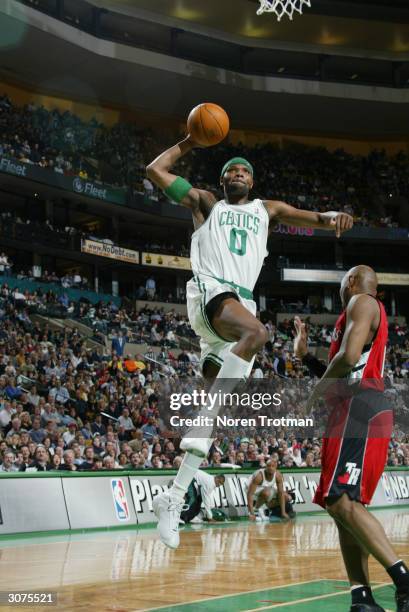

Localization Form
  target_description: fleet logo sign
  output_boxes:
[111,479,130,521]
[72,177,84,193]
[0,157,27,177]
[73,177,107,200]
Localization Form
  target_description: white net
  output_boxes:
[256,0,311,21]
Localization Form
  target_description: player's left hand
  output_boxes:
[293,316,308,359]
[330,212,353,238]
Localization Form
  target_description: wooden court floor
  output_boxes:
[0,509,407,612]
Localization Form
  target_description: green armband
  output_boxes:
[164,177,193,203]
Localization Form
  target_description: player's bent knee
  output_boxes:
[242,324,268,353]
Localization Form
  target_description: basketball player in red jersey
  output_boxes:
[294,265,409,612]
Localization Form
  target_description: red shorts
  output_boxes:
[314,389,393,509]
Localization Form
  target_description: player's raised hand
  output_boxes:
[185,134,207,149]
[320,212,353,238]
[332,212,353,238]
[293,316,308,359]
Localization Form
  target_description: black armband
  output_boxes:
[302,353,327,378]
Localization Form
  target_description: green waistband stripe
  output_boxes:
[213,277,253,300]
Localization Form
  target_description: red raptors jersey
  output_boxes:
[328,296,388,391]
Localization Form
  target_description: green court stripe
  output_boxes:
[145,580,351,612]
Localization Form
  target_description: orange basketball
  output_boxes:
[187,103,229,146]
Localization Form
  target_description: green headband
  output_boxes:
[220,157,254,178]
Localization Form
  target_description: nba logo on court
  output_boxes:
[111,479,130,521]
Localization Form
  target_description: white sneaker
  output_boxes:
[152,492,187,549]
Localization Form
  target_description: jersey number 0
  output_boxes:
[229,228,248,256]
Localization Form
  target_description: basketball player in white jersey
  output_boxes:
[146,134,353,548]
[247,459,294,521]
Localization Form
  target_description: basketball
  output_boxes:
[187,103,229,146]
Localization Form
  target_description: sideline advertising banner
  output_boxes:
[129,469,408,525]
[0,469,407,536]
[141,252,192,270]
[0,477,69,535]
[81,239,139,264]
[62,476,137,529]
[283,268,409,286]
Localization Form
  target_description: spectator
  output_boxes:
[20,444,50,471]
[141,416,159,442]
[59,449,77,471]
[0,450,19,472]
[111,330,127,357]
[118,408,134,432]
[145,277,156,300]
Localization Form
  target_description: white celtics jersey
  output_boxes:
[190,199,269,292]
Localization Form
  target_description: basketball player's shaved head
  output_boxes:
[265,458,278,475]
[340,265,378,309]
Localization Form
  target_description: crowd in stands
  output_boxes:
[180,143,409,228]
[0,286,407,474]
[1,93,409,227]
[0,92,408,473]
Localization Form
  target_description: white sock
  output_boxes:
[170,350,251,500]
[198,350,252,437]
[216,350,252,380]
[170,450,207,501]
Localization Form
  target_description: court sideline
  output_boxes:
[0,509,407,611]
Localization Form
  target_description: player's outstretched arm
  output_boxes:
[264,200,353,237]
[146,137,216,226]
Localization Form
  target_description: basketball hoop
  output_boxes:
[256,0,311,21]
